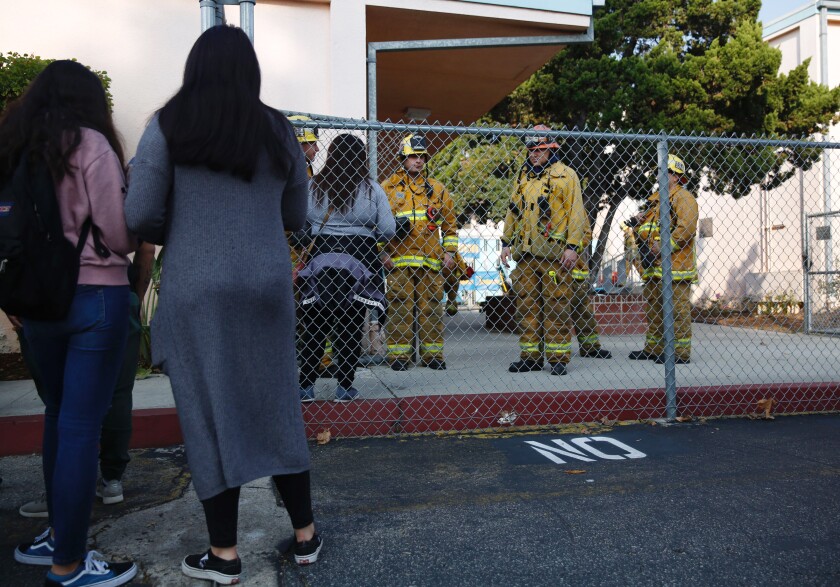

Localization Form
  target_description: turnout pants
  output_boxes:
[511,255,574,365]
[386,267,444,363]
[642,279,693,360]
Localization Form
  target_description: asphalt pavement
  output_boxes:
[2,413,839,586]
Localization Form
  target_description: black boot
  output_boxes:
[628,350,656,360]
[581,348,612,359]
[508,359,543,373]
[391,360,410,371]
[425,358,447,370]
[654,355,691,364]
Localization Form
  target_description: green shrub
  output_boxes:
[0,52,113,113]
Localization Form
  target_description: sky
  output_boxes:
[758,0,809,24]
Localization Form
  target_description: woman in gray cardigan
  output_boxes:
[124,26,322,583]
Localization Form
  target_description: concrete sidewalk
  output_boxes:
[2,414,839,586]
[2,310,839,452]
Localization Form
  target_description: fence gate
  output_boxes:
[806,210,840,334]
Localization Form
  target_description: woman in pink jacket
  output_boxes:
[0,61,137,587]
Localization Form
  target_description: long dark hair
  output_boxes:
[158,25,296,181]
[312,134,369,213]
[0,60,124,181]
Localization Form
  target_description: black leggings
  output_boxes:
[200,471,313,548]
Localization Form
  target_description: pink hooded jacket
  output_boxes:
[56,128,136,285]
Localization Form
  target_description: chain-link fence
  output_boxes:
[287,116,840,436]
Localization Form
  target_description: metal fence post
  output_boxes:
[199,0,218,32]
[239,0,255,44]
[657,139,678,420]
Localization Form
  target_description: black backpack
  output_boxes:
[0,152,106,321]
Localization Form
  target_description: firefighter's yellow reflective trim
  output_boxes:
[675,338,692,348]
[642,267,697,281]
[544,342,572,352]
[387,344,413,356]
[395,210,427,222]
[420,343,444,352]
[571,269,589,281]
[324,342,333,352]
[442,236,459,247]
[519,342,541,352]
[577,335,599,344]
[547,229,566,241]
[392,255,443,271]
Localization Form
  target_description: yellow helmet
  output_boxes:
[401,133,428,157]
[667,154,686,175]
[288,115,318,144]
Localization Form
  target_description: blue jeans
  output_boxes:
[24,285,130,564]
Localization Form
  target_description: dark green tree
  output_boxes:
[0,52,114,113]
[487,0,840,279]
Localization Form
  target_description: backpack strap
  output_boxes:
[74,219,110,259]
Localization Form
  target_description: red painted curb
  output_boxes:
[1,382,837,456]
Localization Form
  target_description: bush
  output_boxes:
[0,52,113,113]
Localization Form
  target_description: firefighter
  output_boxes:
[500,125,588,376]
[628,154,698,364]
[287,115,334,373]
[381,134,457,371]
[442,252,473,316]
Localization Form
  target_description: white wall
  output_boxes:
[1,0,336,156]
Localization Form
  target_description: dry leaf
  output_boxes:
[675,415,693,423]
[564,469,587,475]
[600,417,618,426]
[316,429,331,445]
[757,398,777,419]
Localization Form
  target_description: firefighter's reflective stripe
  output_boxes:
[420,342,444,353]
[442,235,459,249]
[395,210,427,222]
[642,267,697,281]
[544,342,572,355]
[646,334,661,346]
[675,338,691,349]
[577,334,599,345]
[547,228,566,240]
[519,342,542,353]
[387,344,413,357]
[571,269,589,281]
[392,255,443,271]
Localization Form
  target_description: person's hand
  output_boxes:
[442,252,455,271]
[560,249,578,271]
[500,246,511,268]
[382,253,394,271]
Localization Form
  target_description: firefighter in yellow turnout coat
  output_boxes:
[501,126,589,376]
[628,154,698,364]
[381,134,457,371]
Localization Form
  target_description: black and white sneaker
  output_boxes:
[181,550,241,585]
[14,527,54,565]
[294,533,323,565]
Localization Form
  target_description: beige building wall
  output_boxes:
[0,0,335,158]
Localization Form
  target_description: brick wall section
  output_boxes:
[593,293,647,335]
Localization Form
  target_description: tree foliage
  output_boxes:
[0,52,114,113]
[478,0,840,276]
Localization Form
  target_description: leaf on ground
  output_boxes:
[564,469,587,475]
[600,417,618,426]
[757,398,777,420]
[316,429,331,445]
[675,416,693,423]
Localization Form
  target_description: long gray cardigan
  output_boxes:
[124,117,311,500]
